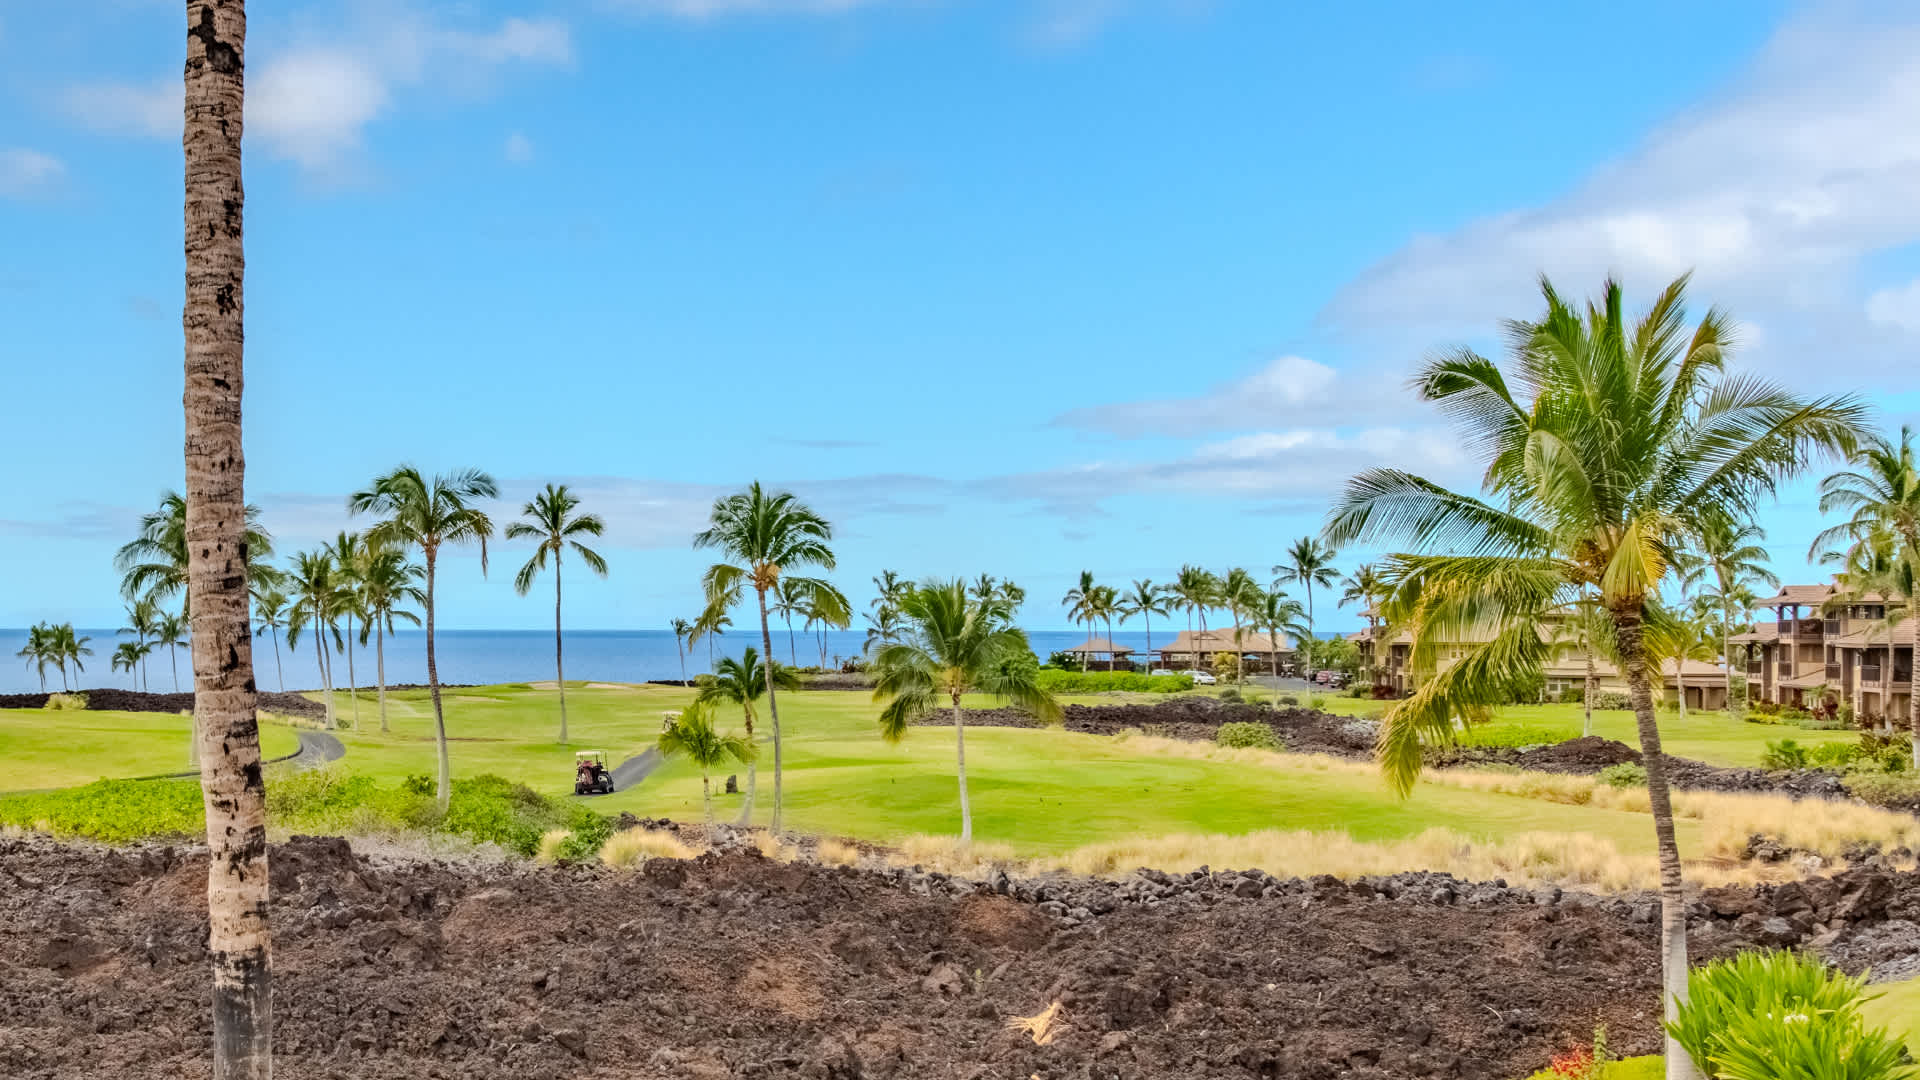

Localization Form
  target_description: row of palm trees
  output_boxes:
[14,623,94,692]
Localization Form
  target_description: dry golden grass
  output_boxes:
[884,833,1022,875]
[753,832,798,861]
[1008,1002,1066,1046]
[815,837,862,867]
[599,827,701,868]
[534,828,572,864]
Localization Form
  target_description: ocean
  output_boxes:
[0,626,1209,695]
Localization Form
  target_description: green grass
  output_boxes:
[1864,974,1920,1056]
[0,708,302,791]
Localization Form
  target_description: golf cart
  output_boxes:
[574,750,615,796]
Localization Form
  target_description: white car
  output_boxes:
[1180,669,1217,685]
[1149,668,1174,677]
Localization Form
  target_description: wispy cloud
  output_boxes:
[504,131,535,164]
[1321,8,1920,372]
[1021,0,1214,50]
[603,0,893,17]
[0,501,137,541]
[1051,355,1413,438]
[0,148,64,199]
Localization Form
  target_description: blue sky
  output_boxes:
[4,0,1919,632]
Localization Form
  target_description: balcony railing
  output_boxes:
[1826,664,1842,680]
[1793,619,1826,638]
[1746,662,1763,675]
[1825,619,1842,636]
[1863,666,1882,683]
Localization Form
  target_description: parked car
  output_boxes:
[1180,669,1218,685]
[1149,668,1174,677]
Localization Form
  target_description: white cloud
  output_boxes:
[1052,355,1415,438]
[0,148,64,198]
[1024,0,1127,48]
[1866,277,1920,334]
[604,0,890,15]
[59,10,571,179]
[504,132,534,163]
[1321,10,1920,365]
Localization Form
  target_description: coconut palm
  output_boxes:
[802,580,853,669]
[183,7,269,1069]
[1166,565,1218,671]
[1650,606,1717,722]
[357,540,425,735]
[871,569,910,614]
[1677,513,1778,718]
[872,579,1060,844]
[1117,579,1172,660]
[1218,568,1262,679]
[692,482,836,834]
[998,579,1027,613]
[1061,570,1100,671]
[327,531,367,731]
[114,490,275,610]
[689,607,731,672]
[657,701,757,823]
[670,618,694,683]
[695,645,799,823]
[864,606,905,653]
[1323,273,1865,1080]
[118,597,161,692]
[153,610,187,694]
[1811,427,1920,766]
[506,483,608,746]
[772,577,806,665]
[249,586,289,692]
[52,624,93,691]
[1252,588,1311,691]
[1547,592,1612,736]
[1274,536,1339,648]
[16,623,54,692]
[284,550,341,728]
[112,640,151,686]
[350,465,498,813]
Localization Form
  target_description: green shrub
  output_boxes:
[1308,694,1328,710]
[0,779,204,842]
[1216,722,1281,751]
[1279,694,1300,706]
[1667,951,1911,1080]
[1347,683,1371,698]
[1593,690,1631,710]
[1558,686,1585,705]
[1217,687,1243,703]
[558,805,616,861]
[1749,698,1781,716]
[1854,733,1911,774]
[44,692,88,711]
[1031,669,1192,693]
[1845,772,1920,809]
[1760,738,1809,771]
[1807,741,1862,770]
[1598,763,1648,789]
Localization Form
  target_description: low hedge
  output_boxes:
[1033,670,1194,693]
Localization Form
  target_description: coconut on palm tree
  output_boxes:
[692,481,837,834]
[1324,274,1865,1080]
[357,539,425,735]
[249,586,289,693]
[183,4,270,1069]
[506,483,609,746]
[695,645,798,823]
[114,490,276,611]
[657,700,756,823]
[872,579,1060,843]
[350,466,498,813]
[1117,579,1172,661]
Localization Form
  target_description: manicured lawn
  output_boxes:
[0,708,302,791]
[316,683,1699,856]
[1864,973,1920,1055]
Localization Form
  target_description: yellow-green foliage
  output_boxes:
[535,828,572,864]
[599,827,700,868]
[44,693,88,711]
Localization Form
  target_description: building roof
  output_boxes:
[1157,629,1294,655]
[1728,625,1781,645]
[1754,584,1837,609]
[1830,624,1917,648]
[1777,669,1834,690]
[1542,656,1725,684]
[1063,637,1133,656]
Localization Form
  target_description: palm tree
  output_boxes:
[1219,568,1261,679]
[998,579,1027,613]
[1117,579,1172,661]
[1811,427,1920,766]
[1650,605,1716,721]
[1274,536,1340,659]
[250,586,289,693]
[506,483,608,746]
[350,465,498,813]
[328,531,367,731]
[689,607,731,672]
[153,610,187,694]
[1677,513,1778,718]
[1252,587,1311,691]
[53,624,93,691]
[669,618,694,683]
[871,569,910,613]
[692,482,837,834]
[118,597,161,692]
[284,550,340,728]
[183,6,270,1070]
[695,645,799,823]
[16,623,53,691]
[802,580,853,669]
[772,577,806,665]
[112,640,151,687]
[872,579,1061,843]
[1061,570,1099,671]
[1323,274,1865,1080]
[1547,593,1611,736]
[657,700,756,823]
[864,606,905,653]
[1166,565,1217,671]
[1339,564,1388,683]
[357,540,425,735]
[114,490,275,610]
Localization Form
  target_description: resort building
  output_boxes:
[1153,629,1294,674]
[1353,620,1730,709]
[1730,584,1909,720]
[1061,637,1135,672]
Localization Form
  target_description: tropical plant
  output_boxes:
[1251,587,1311,691]
[15,622,54,692]
[1323,274,1865,1080]
[1274,536,1340,643]
[870,569,910,613]
[689,606,731,672]
[1218,567,1262,680]
[113,489,275,611]
[111,640,152,686]
[1061,570,1100,671]
[1166,565,1218,670]
[1820,525,1909,732]
[1648,605,1717,721]
[863,605,905,653]
[118,597,161,693]
[669,617,694,683]
[41,623,91,691]
[184,6,270,1070]
[872,579,1061,843]
[327,531,367,731]
[657,700,756,823]
[506,483,608,746]
[1547,591,1612,736]
[1117,579,1172,660]
[692,481,836,833]
[1812,426,1920,767]
[801,580,853,669]
[694,645,799,823]
[1677,512,1778,718]
[1666,951,1913,1080]
[284,550,341,728]
[152,610,186,695]
[356,539,425,734]
[350,466,497,813]
[249,586,288,693]
[772,577,806,665]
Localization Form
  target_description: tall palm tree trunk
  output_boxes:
[676,640,686,684]
[184,3,271,1073]
[1675,657,1688,721]
[1909,637,1920,769]
[1721,589,1736,718]
[1613,607,1700,1080]
[311,613,334,729]
[553,555,568,745]
[170,646,180,693]
[376,622,389,734]
[701,770,714,824]
[425,546,453,814]
[269,628,283,692]
[344,613,359,730]
[951,695,973,844]
[755,584,787,833]
[787,617,797,666]
[738,709,757,826]
[1584,645,1595,738]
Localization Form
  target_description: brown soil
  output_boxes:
[4,835,1916,1079]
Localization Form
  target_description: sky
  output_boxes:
[4,0,1920,633]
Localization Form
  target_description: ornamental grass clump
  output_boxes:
[1666,950,1914,1080]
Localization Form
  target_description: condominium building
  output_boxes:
[1730,584,1909,719]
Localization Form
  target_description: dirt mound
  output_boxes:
[0,688,325,721]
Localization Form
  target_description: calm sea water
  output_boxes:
[0,626,1204,695]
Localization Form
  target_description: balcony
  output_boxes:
[1826,664,1842,681]
[1791,619,1826,641]
[1746,662,1763,675]
[1863,666,1883,683]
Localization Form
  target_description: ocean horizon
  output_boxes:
[0,625,1352,696]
